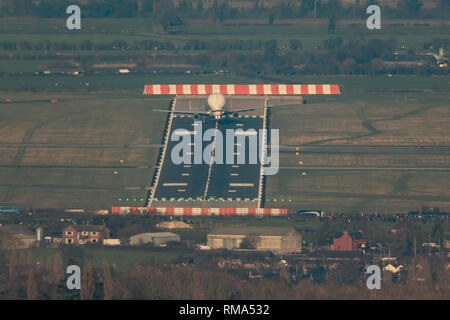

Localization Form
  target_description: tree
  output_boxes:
[431,220,445,243]
[240,233,260,249]
[103,261,113,300]
[280,1,297,18]
[8,249,18,281]
[79,58,94,73]
[26,268,38,300]
[197,0,204,13]
[323,37,343,50]
[80,260,95,300]
[53,252,64,282]
[329,263,361,285]
[370,58,385,74]
[402,0,423,16]
[136,57,147,71]
[289,39,302,50]
[160,11,184,31]
[328,16,336,34]
[339,58,357,74]
[299,0,315,16]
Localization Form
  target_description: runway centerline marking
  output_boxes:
[202,120,219,200]
[229,183,254,187]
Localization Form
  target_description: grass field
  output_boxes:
[268,90,450,213]
[0,92,169,209]
[0,17,448,213]
[0,83,448,212]
[1,18,448,50]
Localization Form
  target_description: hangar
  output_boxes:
[129,232,180,246]
[207,225,302,254]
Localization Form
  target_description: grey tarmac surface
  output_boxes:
[151,96,266,208]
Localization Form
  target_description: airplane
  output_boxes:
[154,93,257,120]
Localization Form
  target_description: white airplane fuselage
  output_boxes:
[207,93,226,120]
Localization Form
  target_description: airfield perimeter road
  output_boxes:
[151,96,266,208]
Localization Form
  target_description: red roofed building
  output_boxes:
[62,225,110,245]
[330,231,366,251]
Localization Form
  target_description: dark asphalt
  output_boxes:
[152,115,263,207]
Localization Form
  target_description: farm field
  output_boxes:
[268,91,450,213]
[1,17,449,49]
[0,16,449,213]
[0,92,168,209]
[0,84,448,212]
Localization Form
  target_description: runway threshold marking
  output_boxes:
[162,183,188,187]
[229,183,254,187]
[173,131,197,135]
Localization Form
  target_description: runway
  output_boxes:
[149,96,267,208]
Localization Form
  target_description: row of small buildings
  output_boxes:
[61,225,364,255]
[61,224,303,254]
[3,224,449,258]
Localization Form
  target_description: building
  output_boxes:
[0,225,36,249]
[156,221,192,230]
[207,226,302,254]
[0,206,20,214]
[129,232,180,246]
[330,231,366,251]
[62,225,110,245]
[103,239,121,246]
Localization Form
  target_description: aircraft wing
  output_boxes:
[154,109,210,116]
[222,108,256,115]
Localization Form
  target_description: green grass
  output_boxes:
[1,74,448,93]
[0,74,254,92]
[1,18,448,49]
[0,92,169,209]
[0,17,449,213]
[0,78,449,212]
[267,90,450,213]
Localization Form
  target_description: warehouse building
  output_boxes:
[129,232,180,246]
[207,226,302,254]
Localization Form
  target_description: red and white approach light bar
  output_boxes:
[112,206,288,217]
[143,84,340,95]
